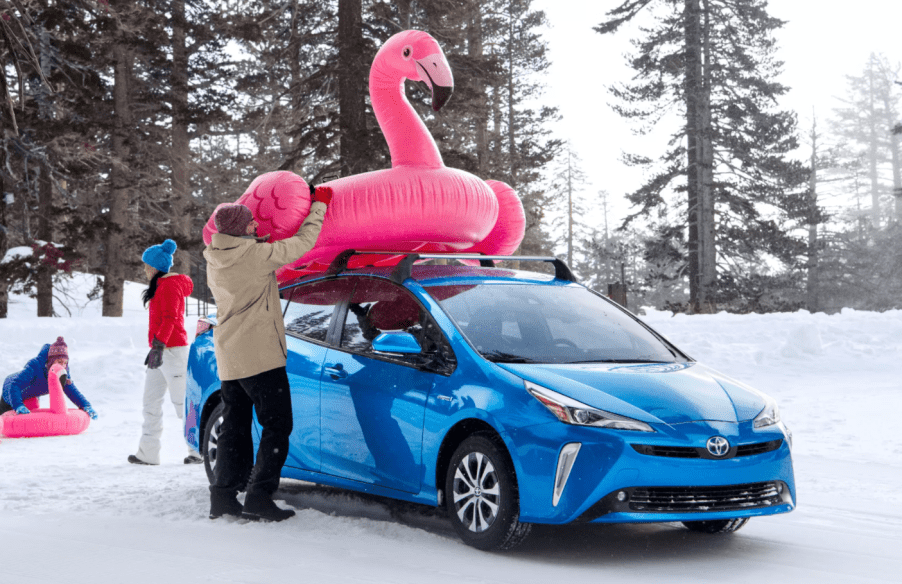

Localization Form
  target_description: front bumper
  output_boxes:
[506,419,796,524]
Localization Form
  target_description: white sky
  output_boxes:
[532,0,902,226]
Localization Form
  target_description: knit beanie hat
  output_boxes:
[214,203,254,237]
[142,239,177,274]
[47,337,68,362]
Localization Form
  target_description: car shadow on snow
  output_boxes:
[275,479,761,563]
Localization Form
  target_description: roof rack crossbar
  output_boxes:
[323,250,577,283]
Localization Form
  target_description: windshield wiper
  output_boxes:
[482,352,538,363]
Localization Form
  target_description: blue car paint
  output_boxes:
[285,335,328,471]
[183,266,796,526]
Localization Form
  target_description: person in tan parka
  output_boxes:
[203,186,332,522]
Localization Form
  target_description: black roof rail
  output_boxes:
[322,250,577,284]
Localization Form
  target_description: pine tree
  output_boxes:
[596,0,807,312]
[0,0,109,317]
[546,142,590,267]
[830,53,901,229]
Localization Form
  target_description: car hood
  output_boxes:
[496,361,768,425]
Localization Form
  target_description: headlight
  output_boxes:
[525,381,654,432]
[753,398,781,428]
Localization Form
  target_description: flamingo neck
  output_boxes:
[370,67,444,169]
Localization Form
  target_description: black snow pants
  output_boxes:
[209,366,293,500]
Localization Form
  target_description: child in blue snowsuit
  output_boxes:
[0,337,97,419]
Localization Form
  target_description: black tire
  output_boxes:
[682,518,749,534]
[201,401,225,485]
[445,434,531,551]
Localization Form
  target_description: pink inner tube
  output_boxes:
[0,364,91,439]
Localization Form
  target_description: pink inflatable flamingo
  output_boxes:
[203,30,525,283]
[0,363,91,438]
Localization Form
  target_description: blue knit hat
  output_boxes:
[142,239,177,273]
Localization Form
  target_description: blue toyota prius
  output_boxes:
[184,252,795,550]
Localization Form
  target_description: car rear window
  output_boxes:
[281,279,355,342]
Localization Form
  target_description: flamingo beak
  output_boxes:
[415,54,454,111]
[431,84,453,111]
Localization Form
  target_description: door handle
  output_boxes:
[324,363,348,379]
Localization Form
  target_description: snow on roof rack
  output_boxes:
[324,249,577,284]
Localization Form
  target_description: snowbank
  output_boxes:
[1,280,900,583]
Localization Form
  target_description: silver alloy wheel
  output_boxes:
[452,452,501,533]
[206,414,223,472]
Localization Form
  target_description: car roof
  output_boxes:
[280,263,562,290]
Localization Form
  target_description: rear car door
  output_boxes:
[279,278,355,471]
[320,277,455,493]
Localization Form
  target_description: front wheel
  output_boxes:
[201,401,225,485]
[682,518,749,534]
[445,434,531,551]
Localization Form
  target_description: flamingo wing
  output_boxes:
[203,171,311,246]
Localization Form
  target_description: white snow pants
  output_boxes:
[135,346,199,464]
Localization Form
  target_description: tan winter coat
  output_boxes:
[203,202,327,380]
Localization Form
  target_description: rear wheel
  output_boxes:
[682,518,749,534]
[445,434,531,551]
[202,401,225,485]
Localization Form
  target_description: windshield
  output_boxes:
[425,283,683,364]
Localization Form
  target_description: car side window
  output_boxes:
[281,278,354,343]
[340,278,455,373]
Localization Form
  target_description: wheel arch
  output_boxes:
[435,418,520,505]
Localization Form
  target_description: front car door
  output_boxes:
[320,277,455,493]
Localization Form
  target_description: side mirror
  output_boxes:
[372,332,422,355]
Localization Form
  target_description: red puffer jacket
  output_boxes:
[148,274,194,348]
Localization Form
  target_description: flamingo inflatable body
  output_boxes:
[0,363,90,438]
[203,30,525,283]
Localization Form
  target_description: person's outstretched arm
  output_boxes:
[254,187,332,269]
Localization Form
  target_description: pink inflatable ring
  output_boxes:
[0,363,91,438]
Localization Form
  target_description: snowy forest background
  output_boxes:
[0,0,899,319]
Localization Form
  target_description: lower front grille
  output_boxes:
[629,481,783,512]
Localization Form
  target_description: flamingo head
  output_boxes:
[375,30,454,111]
[48,362,67,385]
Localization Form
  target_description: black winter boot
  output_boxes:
[242,494,295,522]
[209,493,244,519]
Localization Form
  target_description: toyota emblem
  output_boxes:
[706,436,730,457]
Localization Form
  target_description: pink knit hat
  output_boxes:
[47,337,68,362]
[214,203,254,237]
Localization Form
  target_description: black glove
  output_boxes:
[144,337,165,369]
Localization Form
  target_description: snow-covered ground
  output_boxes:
[1,277,900,583]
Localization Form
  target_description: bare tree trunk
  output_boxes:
[468,5,487,174]
[866,57,880,228]
[684,0,703,311]
[887,107,902,223]
[893,127,902,223]
[103,41,131,317]
[36,164,53,316]
[0,165,8,319]
[338,0,367,176]
[567,147,573,266]
[807,117,819,312]
[396,0,412,29]
[170,0,191,275]
[697,0,716,312]
[506,8,517,187]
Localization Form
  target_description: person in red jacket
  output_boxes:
[128,239,201,466]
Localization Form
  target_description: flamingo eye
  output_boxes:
[402,46,412,60]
